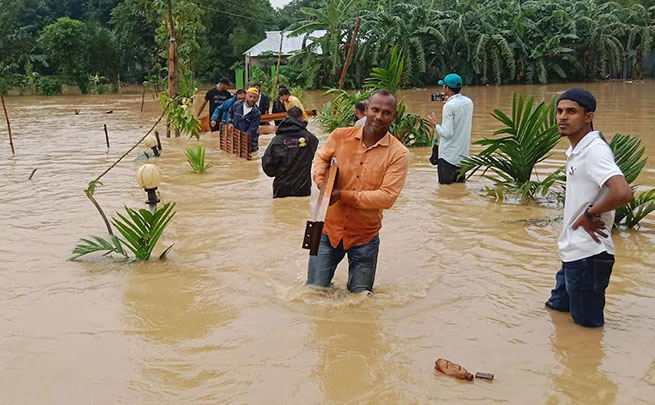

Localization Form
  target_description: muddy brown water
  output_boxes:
[1,82,654,403]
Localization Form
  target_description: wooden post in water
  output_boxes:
[338,17,362,90]
[166,0,179,138]
[271,32,284,104]
[1,90,15,154]
[103,124,110,148]
[140,82,146,112]
[154,130,162,150]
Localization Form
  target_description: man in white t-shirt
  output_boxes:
[545,88,633,328]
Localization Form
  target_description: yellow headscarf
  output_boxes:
[247,87,259,95]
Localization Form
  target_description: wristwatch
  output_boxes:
[584,205,601,221]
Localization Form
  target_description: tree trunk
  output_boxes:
[166,0,179,138]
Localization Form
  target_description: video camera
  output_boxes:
[431,93,445,102]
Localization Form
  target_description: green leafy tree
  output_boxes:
[39,17,91,93]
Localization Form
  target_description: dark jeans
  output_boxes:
[546,251,615,327]
[437,158,464,184]
[306,234,380,293]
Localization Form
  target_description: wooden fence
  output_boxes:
[218,123,252,160]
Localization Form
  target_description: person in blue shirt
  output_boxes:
[211,89,245,126]
[227,87,262,152]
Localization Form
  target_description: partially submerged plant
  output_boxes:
[460,93,561,199]
[185,145,210,173]
[608,134,655,229]
[70,202,176,261]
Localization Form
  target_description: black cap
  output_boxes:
[557,88,596,112]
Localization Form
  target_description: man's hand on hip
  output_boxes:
[572,215,608,243]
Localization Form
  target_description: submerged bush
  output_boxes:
[38,76,63,95]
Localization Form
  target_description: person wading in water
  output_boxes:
[545,88,633,327]
[307,90,410,294]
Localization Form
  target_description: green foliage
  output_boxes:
[390,103,434,147]
[70,202,176,261]
[319,47,434,147]
[37,76,63,95]
[185,145,210,173]
[615,189,655,229]
[40,17,91,93]
[460,93,561,199]
[160,72,201,139]
[318,88,371,132]
[607,133,655,228]
[364,45,404,93]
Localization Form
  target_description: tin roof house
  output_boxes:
[243,30,325,83]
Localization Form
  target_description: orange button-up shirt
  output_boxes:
[313,126,409,249]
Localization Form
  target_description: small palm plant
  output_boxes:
[608,134,655,229]
[459,93,562,199]
[185,145,210,173]
[70,202,176,261]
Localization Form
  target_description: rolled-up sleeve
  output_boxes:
[340,149,409,209]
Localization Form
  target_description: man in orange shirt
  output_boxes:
[308,90,410,293]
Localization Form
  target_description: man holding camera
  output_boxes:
[427,73,474,184]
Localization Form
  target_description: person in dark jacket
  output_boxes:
[211,89,246,126]
[262,107,319,198]
[227,87,261,152]
[271,87,287,126]
[253,84,270,115]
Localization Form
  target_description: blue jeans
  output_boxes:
[546,251,615,327]
[306,234,380,293]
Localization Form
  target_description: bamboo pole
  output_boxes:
[1,91,14,154]
[338,17,362,90]
[271,32,284,103]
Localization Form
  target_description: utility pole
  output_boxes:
[166,0,179,138]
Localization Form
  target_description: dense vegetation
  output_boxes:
[0,0,654,94]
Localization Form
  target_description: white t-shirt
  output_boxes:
[558,131,623,262]
[243,104,253,116]
[355,116,367,127]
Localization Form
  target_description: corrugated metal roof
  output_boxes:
[243,30,326,57]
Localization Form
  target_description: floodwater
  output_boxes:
[1,82,654,404]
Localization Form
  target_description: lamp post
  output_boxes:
[143,135,160,157]
[136,164,162,213]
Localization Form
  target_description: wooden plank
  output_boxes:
[260,109,317,122]
[302,157,338,255]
